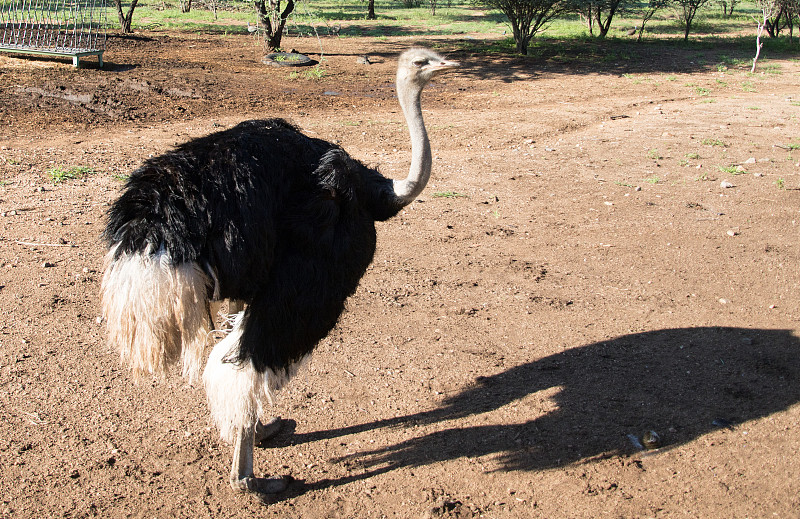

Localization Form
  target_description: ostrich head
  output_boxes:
[391,48,459,207]
[396,47,460,93]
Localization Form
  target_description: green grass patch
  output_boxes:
[718,164,741,175]
[48,166,96,184]
[433,191,468,198]
[305,64,327,79]
[122,0,509,38]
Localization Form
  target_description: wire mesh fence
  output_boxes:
[0,0,107,66]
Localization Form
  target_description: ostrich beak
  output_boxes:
[430,58,460,76]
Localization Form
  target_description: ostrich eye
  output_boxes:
[412,58,429,68]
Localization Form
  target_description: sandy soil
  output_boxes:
[1,30,799,518]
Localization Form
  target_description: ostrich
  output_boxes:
[101,48,459,500]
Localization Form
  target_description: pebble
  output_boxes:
[719,298,728,304]
[726,229,738,236]
[720,181,734,188]
[642,430,661,449]
[743,157,756,164]
[42,261,55,268]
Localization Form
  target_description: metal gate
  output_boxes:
[0,0,106,67]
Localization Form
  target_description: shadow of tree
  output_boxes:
[299,37,765,83]
[275,327,799,490]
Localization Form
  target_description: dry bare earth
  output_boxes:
[1,32,799,518]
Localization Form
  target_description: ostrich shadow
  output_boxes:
[272,327,800,491]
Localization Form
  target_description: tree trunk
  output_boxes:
[752,13,767,73]
[516,31,531,55]
[586,5,594,36]
[114,0,139,33]
[511,22,527,55]
[255,0,295,51]
[594,7,617,38]
[683,11,694,41]
[367,0,376,19]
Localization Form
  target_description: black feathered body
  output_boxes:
[104,119,400,373]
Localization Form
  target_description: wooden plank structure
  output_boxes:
[0,0,106,67]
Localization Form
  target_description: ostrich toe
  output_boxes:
[231,474,293,501]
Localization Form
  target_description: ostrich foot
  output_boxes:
[255,416,282,445]
[230,474,292,497]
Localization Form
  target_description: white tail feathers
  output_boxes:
[101,249,211,382]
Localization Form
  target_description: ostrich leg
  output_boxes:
[204,319,290,499]
[230,422,290,497]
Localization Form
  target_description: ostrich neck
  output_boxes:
[392,83,431,206]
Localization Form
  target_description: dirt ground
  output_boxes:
[1,30,799,518]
